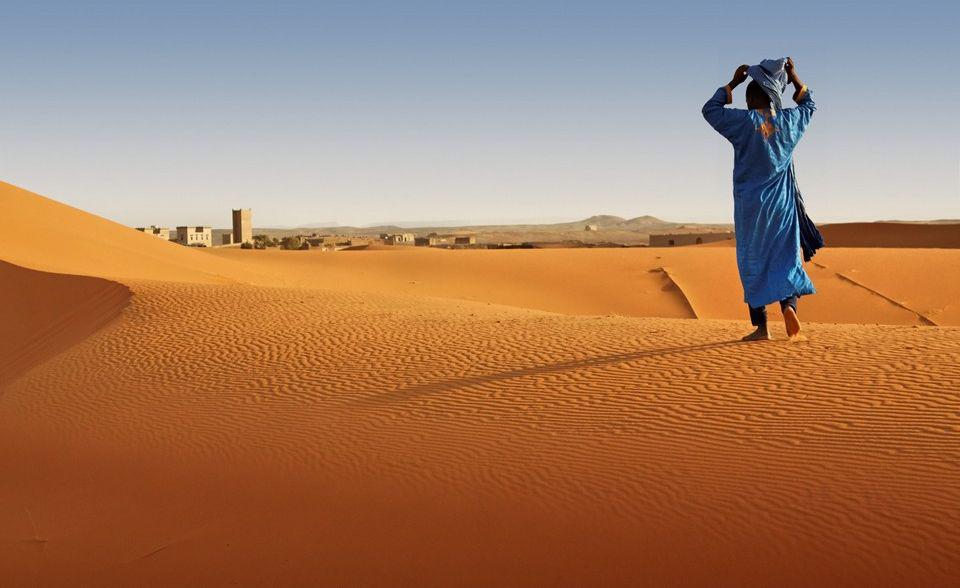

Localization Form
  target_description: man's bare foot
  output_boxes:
[741,327,772,341]
[784,306,801,338]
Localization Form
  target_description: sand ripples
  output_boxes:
[4,279,959,583]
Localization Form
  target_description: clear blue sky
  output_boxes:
[2,0,957,227]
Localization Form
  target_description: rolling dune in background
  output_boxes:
[207,245,959,327]
[820,222,960,248]
[2,180,959,586]
[0,182,254,284]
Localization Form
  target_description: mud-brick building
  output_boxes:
[382,233,415,245]
[232,209,253,245]
[415,235,442,246]
[176,226,213,247]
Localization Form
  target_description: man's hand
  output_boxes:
[785,57,807,102]
[729,64,749,89]
[785,57,800,85]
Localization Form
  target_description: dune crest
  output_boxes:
[0,260,131,385]
[0,181,250,284]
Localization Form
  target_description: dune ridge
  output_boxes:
[0,181,254,284]
[2,181,959,585]
[830,268,938,326]
[0,260,131,385]
[653,266,699,318]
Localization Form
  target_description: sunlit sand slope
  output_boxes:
[210,247,699,318]
[210,246,960,326]
[701,222,960,248]
[0,181,250,284]
[821,222,960,248]
[813,248,960,326]
[2,280,958,585]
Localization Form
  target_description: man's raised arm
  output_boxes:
[785,57,809,104]
[702,65,749,141]
[784,57,816,131]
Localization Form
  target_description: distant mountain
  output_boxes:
[582,215,628,226]
[624,216,672,229]
[533,215,676,232]
[253,214,732,246]
[562,215,671,229]
[260,214,681,232]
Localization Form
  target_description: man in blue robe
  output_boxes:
[702,57,816,341]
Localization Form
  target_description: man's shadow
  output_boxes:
[359,339,744,405]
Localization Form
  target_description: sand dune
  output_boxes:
[812,249,960,326]
[702,222,960,249]
[0,260,130,385]
[209,247,699,319]
[0,181,255,284]
[2,181,959,585]
[208,245,960,326]
[820,222,960,248]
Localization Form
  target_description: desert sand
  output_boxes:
[819,222,960,249]
[2,180,959,586]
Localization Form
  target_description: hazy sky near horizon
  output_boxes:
[2,0,958,227]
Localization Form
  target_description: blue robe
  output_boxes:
[702,86,817,308]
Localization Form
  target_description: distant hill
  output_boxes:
[252,215,733,246]
[581,214,627,226]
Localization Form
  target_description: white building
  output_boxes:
[382,232,415,245]
[176,226,213,247]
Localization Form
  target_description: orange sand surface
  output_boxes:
[705,222,960,249]
[2,180,959,586]
[206,245,960,327]
[820,222,960,248]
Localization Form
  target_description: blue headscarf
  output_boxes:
[747,58,789,113]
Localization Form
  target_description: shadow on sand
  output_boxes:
[360,339,745,405]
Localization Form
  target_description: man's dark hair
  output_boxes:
[746,81,771,109]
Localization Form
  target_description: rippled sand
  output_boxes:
[2,181,959,585]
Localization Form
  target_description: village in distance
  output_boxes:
[136,208,737,251]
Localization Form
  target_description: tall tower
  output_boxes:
[232,208,252,245]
